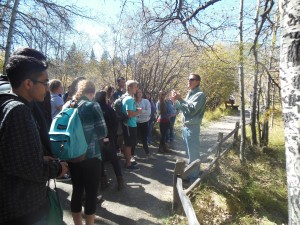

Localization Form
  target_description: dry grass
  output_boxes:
[167,114,288,225]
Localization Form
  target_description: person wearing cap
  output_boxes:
[122,80,142,171]
[171,73,206,181]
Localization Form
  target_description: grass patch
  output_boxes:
[168,114,288,225]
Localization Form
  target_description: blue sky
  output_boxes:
[70,0,260,59]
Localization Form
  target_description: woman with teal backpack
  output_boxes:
[66,80,107,225]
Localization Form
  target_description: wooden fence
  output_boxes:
[172,122,240,225]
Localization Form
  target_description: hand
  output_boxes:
[171,90,182,101]
[58,162,69,178]
[136,107,142,114]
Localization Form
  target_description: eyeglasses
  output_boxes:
[31,79,49,87]
[188,78,198,82]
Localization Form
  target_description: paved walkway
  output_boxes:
[55,112,242,225]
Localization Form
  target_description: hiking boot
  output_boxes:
[158,146,165,153]
[126,164,140,171]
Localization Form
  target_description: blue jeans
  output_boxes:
[182,124,201,180]
[166,116,176,141]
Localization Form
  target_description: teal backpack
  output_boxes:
[49,101,87,161]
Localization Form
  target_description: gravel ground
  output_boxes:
[54,111,245,225]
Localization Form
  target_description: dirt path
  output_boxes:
[55,112,242,225]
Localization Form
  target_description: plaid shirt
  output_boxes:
[78,96,107,159]
[0,93,61,224]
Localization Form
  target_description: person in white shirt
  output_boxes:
[132,89,156,159]
[49,79,64,119]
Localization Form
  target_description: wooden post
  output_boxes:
[234,122,240,141]
[172,159,185,213]
[215,132,223,158]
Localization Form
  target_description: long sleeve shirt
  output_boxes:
[0,93,61,224]
[176,86,206,126]
[136,98,151,123]
[77,96,107,159]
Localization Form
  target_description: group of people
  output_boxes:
[0,47,206,225]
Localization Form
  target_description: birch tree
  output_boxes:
[279,0,300,223]
[239,0,246,162]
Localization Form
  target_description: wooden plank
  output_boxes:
[173,159,185,213]
[177,178,200,225]
[183,159,200,180]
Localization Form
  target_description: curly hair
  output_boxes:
[73,80,95,101]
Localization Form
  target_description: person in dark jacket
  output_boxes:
[95,90,124,190]
[0,52,68,225]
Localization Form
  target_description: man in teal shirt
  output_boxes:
[172,73,206,181]
[122,80,142,171]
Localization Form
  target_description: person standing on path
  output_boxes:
[132,89,156,159]
[122,80,142,171]
[66,80,107,225]
[171,73,206,181]
[0,53,69,225]
[113,77,126,156]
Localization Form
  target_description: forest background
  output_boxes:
[0,0,273,108]
[2,0,299,223]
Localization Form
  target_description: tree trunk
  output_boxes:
[262,4,279,146]
[250,0,261,146]
[279,0,300,223]
[239,0,246,163]
[3,0,20,74]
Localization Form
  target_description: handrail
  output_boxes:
[172,122,240,224]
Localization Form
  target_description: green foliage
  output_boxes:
[196,45,239,110]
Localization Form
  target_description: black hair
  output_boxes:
[6,55,48,88]
[117,77,125,83]
[13,47,46,60]
[190,73,201,81]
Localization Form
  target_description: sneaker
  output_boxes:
[126,164,140,171]
[130,156,136,162]
[57,173,71,181]
[124,161,138,168]
[146,154,156,160]
[117,152,124,158]
[131,161,138,166]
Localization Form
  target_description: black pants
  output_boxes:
[101,141,122,177]
[68,158,101,215]
[159,122,169,148]
[132,121,149,155]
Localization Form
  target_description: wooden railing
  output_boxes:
[172,122,240,225]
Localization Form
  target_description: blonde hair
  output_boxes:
[73,80,95,101]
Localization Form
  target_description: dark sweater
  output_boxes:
[0,93,61,224]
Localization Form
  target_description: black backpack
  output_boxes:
[113,93,129,124]
[0,74,11,93]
